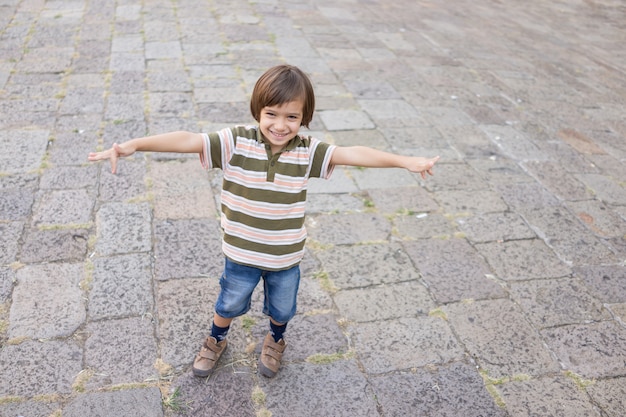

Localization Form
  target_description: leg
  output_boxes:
[258,264,300,378]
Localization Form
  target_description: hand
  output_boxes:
[407,156,440,179]
[87,142,134,174]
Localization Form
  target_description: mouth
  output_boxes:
[269,130,290,139]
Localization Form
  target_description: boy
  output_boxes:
[89,64,439,378]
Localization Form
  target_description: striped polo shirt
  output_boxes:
[200,125,336,271]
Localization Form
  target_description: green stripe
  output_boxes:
[224,234,306,256]
[223,206,305,231]
[223,180,308,205]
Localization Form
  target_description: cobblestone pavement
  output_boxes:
[1,0,625,416]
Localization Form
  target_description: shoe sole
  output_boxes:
[258,360,277,378]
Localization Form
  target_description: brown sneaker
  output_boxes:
[192,336,227,377]
[258,332,286,378]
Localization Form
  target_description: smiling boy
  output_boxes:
[89,64,439,378]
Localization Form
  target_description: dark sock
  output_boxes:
[211,322,230,342]
[269,320,287,342]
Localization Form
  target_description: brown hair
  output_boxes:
[250,65,315,128]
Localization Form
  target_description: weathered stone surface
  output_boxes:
[63,388,164,417]
[314,242,420,288]
[39,164,99,189]
[423,162,485,192]
[308,167,360,194]
[305,192,366,214]
[151,159,216,219]
[393,212,458,239]
[306,212,391,245]
[586,377,626,417]
[349,317,464,373]
[260,360,379,417]
[509,277,609,328]
[0,266,15,303]
[97,159,147,201]
[497,376,602,417]
[20,227,89,263]
[0,188,34,221]
[573,265,626,304]
[9,263,85,339]
[565,199,626,238]
[541,321,626,379]
[370,362,506,417]
[156,277,220,367]
[521,206,616,265]
[403,238,505,302]
[457,212,536,243]
[445,299,559,378]
[367,185,439,214]
[0,340,82,396]
[32,189,95,226]
[0,129,49,174]
[335,280,435,322]
[496,181,561,210]
[167,367,256,417]
[475,239,571,281]
[154,218,223,280]
[435,189,509,214]
[90,253,154,320]
[481,125,546,161]
[576,173,626,206]
[96,202,152,256]
[318,109,375,130]
[0,400,60,417]
[0,221,22,264]
[523,161,595,201]
[84,317,159,388]
[350,167,418,189]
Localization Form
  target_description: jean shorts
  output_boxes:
[214,258,301,324]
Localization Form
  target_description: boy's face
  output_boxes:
[259,100,304,154]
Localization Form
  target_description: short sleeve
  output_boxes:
[308,138,336,179]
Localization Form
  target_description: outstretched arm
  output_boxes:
[330,146,440,179]
[88,131,204,173]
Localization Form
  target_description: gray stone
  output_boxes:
[396,212,460,239]
[574,265,626,304]
[20,227,89,263]
[349,317,464,373]
[565,199,626,239]
[497,375,602,417]
[367,185,439,214]
[467,157,535,185]
[39,164,99,189]
[475,239,571,281]
[521,206,616,265]
[423,162,485,192]
[315,242,420,288]
[403,238,505,303]
[586,377,626,417]
[0,129,49,173]
[96,203,152,256]
[0,266,15,303]
[435,189,509,214]
[445,299,559,378]
[260,360,379,417]
[90,253,154,320]
[509,277,609,328]
[63,388,164,417]
[0,221,22,264]
[306,212,391,245]
[357,99,425,127]
[9,263,85,339]
[457,212,536,243]
[85,317,159,388]
[541,321,626,379]
[167,367,256,416]
[496,181,561,210]
[370,362,506,417]
[307,167,359,194]
[0,400,60,417]
[275,313,348,361]
[154,218,223,280]
[156,277,220,367]
[305,192,366,214]
[145,41,182,59]
[295,271,335,312]
[335,280,435,322]
[576,173,626,206]
[0,188,34,221]
[523,161,595,201]
[151,159,217,219]
[32,189,95,227]
[318,109,375,130]
[0,340,82,396]
[481,125,546,161]
[97,158,147,201]
[350,166,418,190]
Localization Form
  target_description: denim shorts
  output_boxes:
[214,258,301,324]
